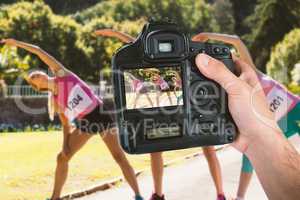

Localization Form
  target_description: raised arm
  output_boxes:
[94,29,135,43]
[1,39,65,75]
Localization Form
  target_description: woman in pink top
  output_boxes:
[1,39,144,200]
[125,72,154,109]
[147,70,173,107]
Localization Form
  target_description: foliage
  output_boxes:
[0,0,299,86]
[0,45,30,83]
[74,0,216,34]
[267,29,300,85]
[211,0,235,34]
[0,1,97,82]
[246,0,300,71]
[44,0,104,15]
[229,0,257,36]
[291,63,300,85]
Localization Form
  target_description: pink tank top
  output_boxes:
[155,77,169,90]
[175,79,182,88]
[53,73,102,122]
[258,73,299,120]
[132,79,143,92]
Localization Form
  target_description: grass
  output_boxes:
[0,131,201,200]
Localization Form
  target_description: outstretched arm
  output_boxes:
[1,39,65,75]
[94,29,135,43]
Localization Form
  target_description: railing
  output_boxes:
[4,85,114,98]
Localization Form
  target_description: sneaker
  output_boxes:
[149,193,165,200]
[217,194,226,200]
[135,195,144,200]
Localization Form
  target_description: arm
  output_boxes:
[94,29,135,43]
[246,126,300,200]
[1,39,65,75]
[195,53,300,199]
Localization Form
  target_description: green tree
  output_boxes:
[74,0,216,34]
[211,0,235,34]
[229,0,257,36]
[78,17,145,82]
[267,28,300,85]
[291,63,300,85]
[0,45,30,84]
[0,1,98,82]
[246,0,300,71]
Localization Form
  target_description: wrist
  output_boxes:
[244,124,283,158]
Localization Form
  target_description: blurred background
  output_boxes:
[0,0,299,199]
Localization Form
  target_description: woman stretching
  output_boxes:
[169,70,183,104]
[1,39,144,200]
[125,72,154,109]
[146,69,173,107]
[94,29,228,200]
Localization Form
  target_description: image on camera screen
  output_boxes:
[124,66,183,109]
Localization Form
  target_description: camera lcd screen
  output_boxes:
[124,66,183,109]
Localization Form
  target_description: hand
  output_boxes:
[0,38,18,47]
[195,53,280,152]
[192,33,256,69]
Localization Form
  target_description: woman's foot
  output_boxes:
[135,195,144,200]
[149,193,165,200]
[217,194,226,200]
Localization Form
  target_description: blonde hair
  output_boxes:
[24,71,55,120]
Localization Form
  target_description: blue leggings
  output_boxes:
[242,155,254,173]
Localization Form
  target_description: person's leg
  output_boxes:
[145,93,154,107]
[134,93,141,108]
[150,152,164,197]
[235,155,254,200]
[101,128,141,197]
[166,91,173,105]
[202,146,225,198]
[156,92,161,107]
[51,129,92,200]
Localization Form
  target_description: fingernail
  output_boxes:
[197,53,210,67]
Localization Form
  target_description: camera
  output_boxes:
[112,20,237,154]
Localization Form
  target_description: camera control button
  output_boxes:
[213,47,221,54]
[190,47,195,52]
[199,48,206,53]
[222,48,229,54]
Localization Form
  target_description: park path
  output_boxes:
[78,137,300,200]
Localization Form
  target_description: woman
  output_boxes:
[146,69,173,107]
[125,72,154,109]
[94,29,228,200]
[0,38,144,200]
[169,70,183,104]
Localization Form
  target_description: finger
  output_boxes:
[196,53,244,95]
[193,33,256,69]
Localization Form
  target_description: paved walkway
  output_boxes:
[78,136,300,200]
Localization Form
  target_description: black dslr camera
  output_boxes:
[112,20,237,154]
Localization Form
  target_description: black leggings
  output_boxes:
[74,99,116,134]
